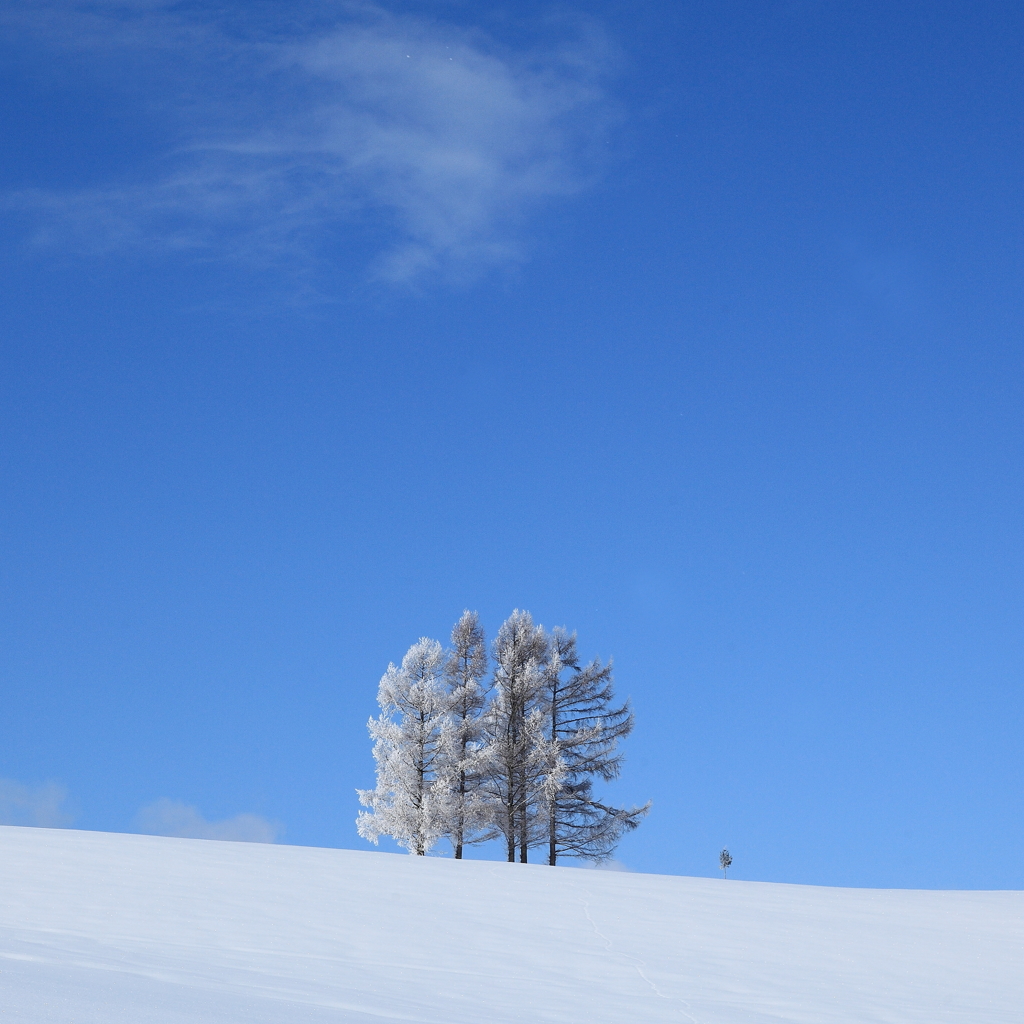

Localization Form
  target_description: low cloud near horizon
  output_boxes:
[134,798,283,844]
[0,779,74,828]
[579,858,633,872]
[3,1,615,283]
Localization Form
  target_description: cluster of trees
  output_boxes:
[357,610,649,865]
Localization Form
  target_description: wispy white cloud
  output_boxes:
[0,778,74,828]
[4,2,615,283]
[579,858,633,872]
[134,798,283,843]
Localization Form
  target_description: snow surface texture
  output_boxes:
[1,826,1020,1023]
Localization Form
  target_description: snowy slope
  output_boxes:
[0,826,1020,1023]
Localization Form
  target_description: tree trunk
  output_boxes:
[549,689,558,866]
[454,766,466,859]
[520,794,528,860]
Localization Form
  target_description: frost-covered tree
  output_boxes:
[359,610,648,866]
[539,628,650,865]
[719,848,732,878]
[438,611,490,859]
[479,610,551,863]
[357,638,448,855]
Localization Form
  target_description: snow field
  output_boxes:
[1,825,1020,1023]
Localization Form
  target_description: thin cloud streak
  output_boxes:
[5,2,615,283]
[135,798,283,843]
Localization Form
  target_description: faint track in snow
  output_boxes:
[571,882,702,1024]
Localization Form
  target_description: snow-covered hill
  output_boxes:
[1,826,1019,1023]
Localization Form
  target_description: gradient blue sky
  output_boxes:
[1,0,1021,888]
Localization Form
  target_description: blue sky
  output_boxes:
[1,0,1021,888]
